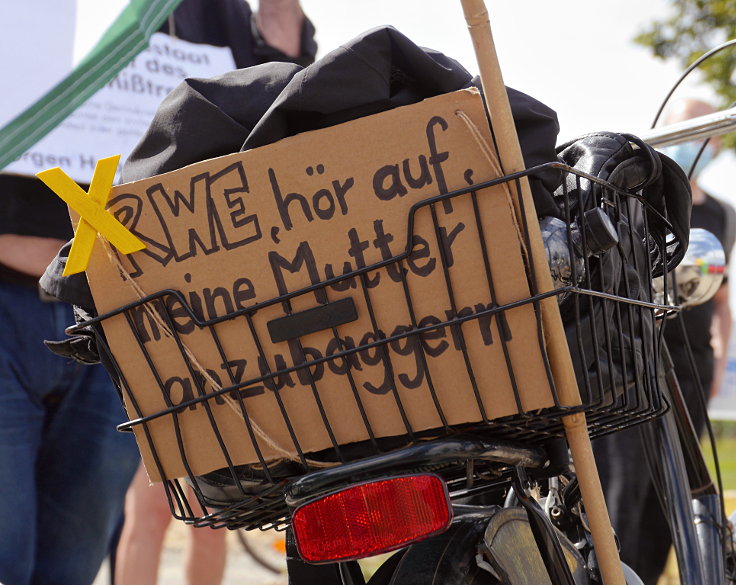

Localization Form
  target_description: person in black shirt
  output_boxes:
[631,98,734,584]
[111,3,317,585]
[111,3,316,585]
[595,98,733,585]
[662,100,734,428]
[0,2,315,585]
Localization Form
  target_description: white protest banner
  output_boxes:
[5,33,235,184]
[710,327,736,420]
[0,0,183,172]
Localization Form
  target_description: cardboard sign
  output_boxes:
[85,88,574,481]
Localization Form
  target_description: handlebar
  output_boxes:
[637,106,736,147]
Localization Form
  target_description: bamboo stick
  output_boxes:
[459,2,626,584]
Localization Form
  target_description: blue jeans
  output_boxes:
[0,282,140,585]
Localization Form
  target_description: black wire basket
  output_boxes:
[78,161,679,531]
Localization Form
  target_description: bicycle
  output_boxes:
[71,154,720,585]
[54,4,736,585]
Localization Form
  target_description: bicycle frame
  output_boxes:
[639,342,726,585]
[638,104,736,585]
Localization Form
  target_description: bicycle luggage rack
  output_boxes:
[76,162,678,530]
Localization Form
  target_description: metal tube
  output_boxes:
[284,436,548,506]
[637,107,736,147]
[662,343,717,495]
[693,495,726,585]
[639,412,707,585]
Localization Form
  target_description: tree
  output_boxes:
[635,0,736,148]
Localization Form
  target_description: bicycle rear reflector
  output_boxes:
[291,474,453,562]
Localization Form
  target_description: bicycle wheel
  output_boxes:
[380,512,498,585]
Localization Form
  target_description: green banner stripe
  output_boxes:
[2,0,182,145]
[0,0,182,164]
[0,0,182,172]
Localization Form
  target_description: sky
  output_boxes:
[297,0,734,200]
[7,0,731,196]
[299,0,694,140]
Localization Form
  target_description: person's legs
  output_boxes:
[108,511,126,585]
[116,467,228,585]
[115,463,173,585]
[629,377,705,585]
[595,422,683,585]
[592,426,653,570]
[0,283,64,585]
[0,282,139,585]
[33,343,140,585]
[630,483,672,585]
[184,516,228,585]
[0,350,44,585]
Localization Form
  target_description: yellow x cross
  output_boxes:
[37,155,146,276]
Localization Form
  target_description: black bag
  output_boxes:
[42,25,562,361]
[554,132,691,408]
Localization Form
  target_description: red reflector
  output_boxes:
[291,474,453,562]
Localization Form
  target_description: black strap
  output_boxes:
[0,260,41,289]
[285,527,363,585]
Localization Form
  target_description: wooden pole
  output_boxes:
[459,2,626,585]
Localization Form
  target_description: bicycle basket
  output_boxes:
[74,95,682,531]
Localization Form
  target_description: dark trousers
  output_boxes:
[593,373,710,585]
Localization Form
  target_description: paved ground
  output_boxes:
[93,524,288,585]
[95,493,736,584]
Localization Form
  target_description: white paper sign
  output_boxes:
[710,324,736,420]
[5,33,236,184]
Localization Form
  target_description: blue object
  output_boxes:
[0,282,139,585]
